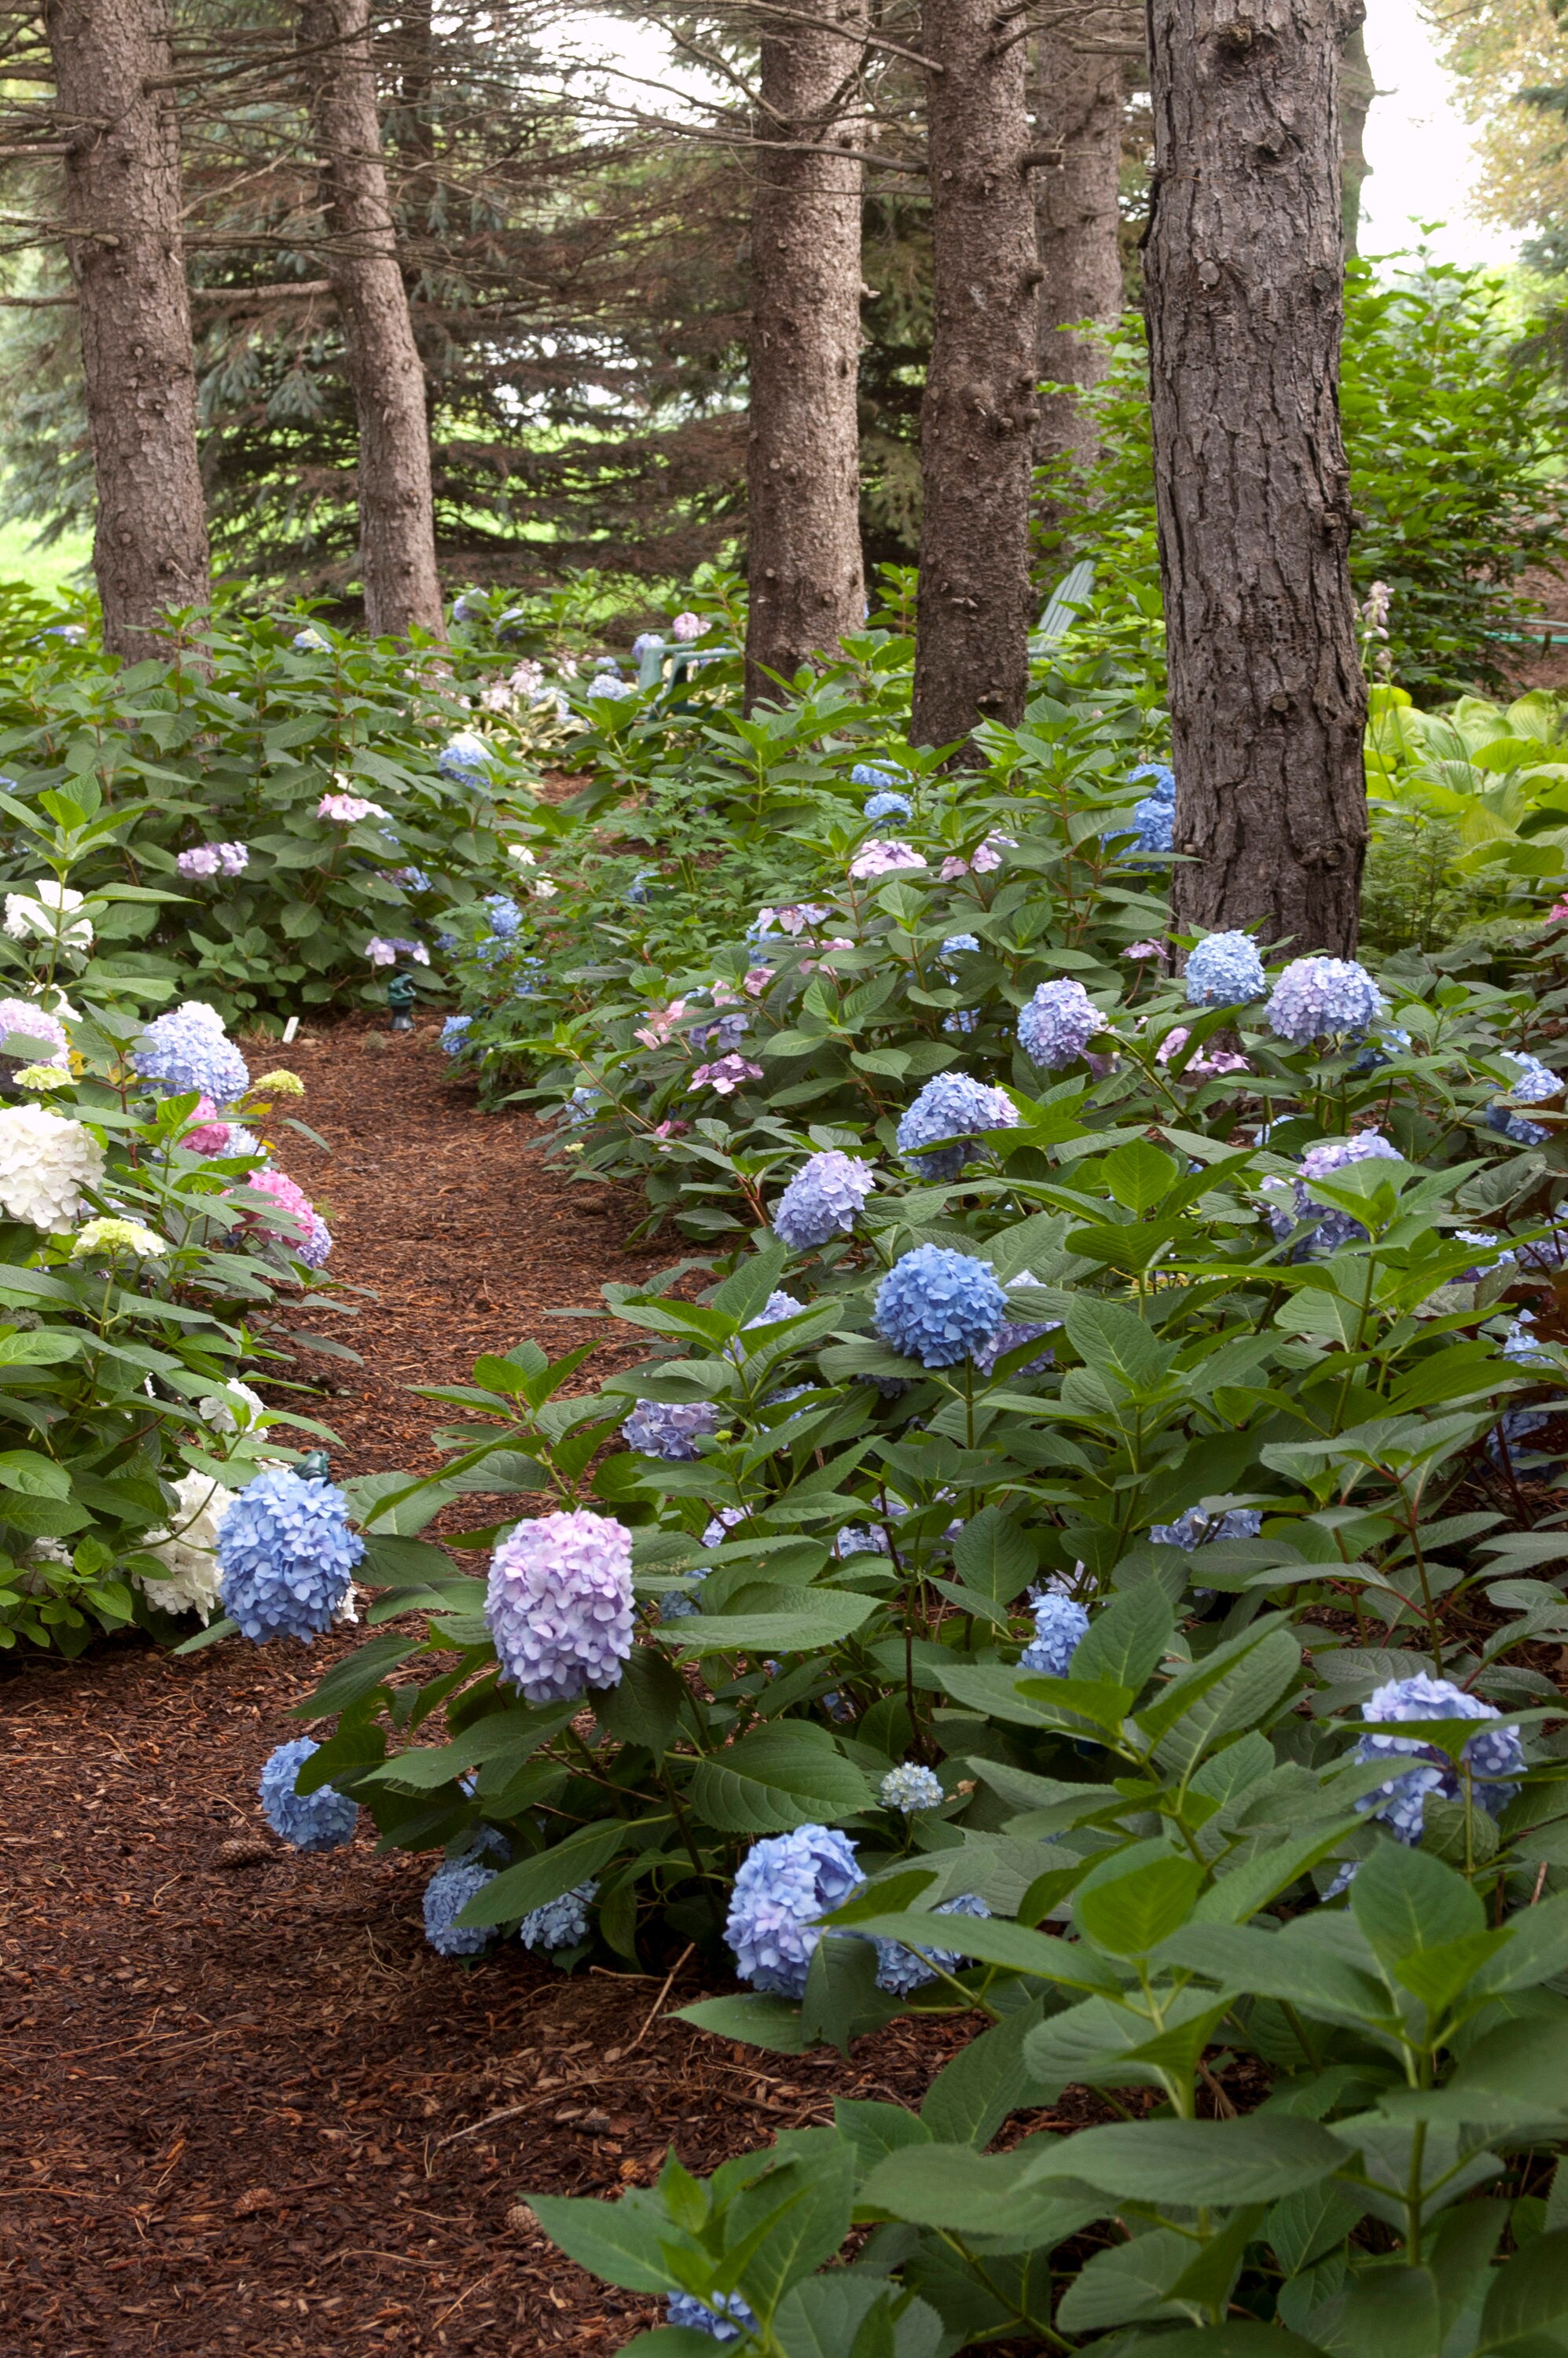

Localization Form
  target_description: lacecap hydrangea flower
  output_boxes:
[0,997,69,1067]
[258,1737,358,1853]
[0,1104,105,1228]
[621,1397,720,1460]
[1265,1130,1402,1252]
[875,1244,1008,1368]
[486,1509,634,1704]
[1020,1591,1089,1676]
[134,1469,237,1622]
[665,2292,757,2344]
[1263,957,1384,1046]
[773,1148,876,1251]
[725,1824,863,1995]
[423,1860,495,1957]
[217,1467,365,1643]
[874,1893,991,1996]
[1353,1673,1525,1843]
[519,1879,598,1952]
[133,1001,249,1107]
[895,1072,1019,1181]
[879,1763,944,1813]
[1018,979,1103,1071]
[1150,1506,1263,1550]
[1184,930,1265,1008]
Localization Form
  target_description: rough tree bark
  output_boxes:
[1338,18,1374,254]
[1145,0,1368,957]
[300,0,444,641]
[45,0,211,662]
[912,0,1037,751]
[744,2,868,711]
[1032,31,1125,500]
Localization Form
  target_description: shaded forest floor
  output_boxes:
[0,1023,986,2358]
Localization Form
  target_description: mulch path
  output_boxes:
[0,1023,993,2356]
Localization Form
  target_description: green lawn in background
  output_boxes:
[0,516,91,600]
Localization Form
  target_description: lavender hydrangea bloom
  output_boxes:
[1018,979,1103,1071]
[864,790,914,823]
[258,1737,358,1853]
[133,1002,250,1107]
[1353,1673,1525,1843]
[895,1072,1019,1181]
[301,1214,332,1269]
[1263,957,1385,1046]
[879,1763,944,1813]
[423,1860,495,1956]
[1020,1591,1089,1675]
[874,1245,1008,1368]
[665,2292,758,2343]
[973,1271,1058,1379]
[1454,1229,1515,1282]
[1267,1130,1405,1251]
[874,1893,992,1995]
[1184,931,1265,1008]
[1488,1051,1560,1145]
[519,1879,598,1952]
[725,1824,863,1995]
[621,1397,720,1460]
[217,1467,364,1643]
[689,1010,750,1056]
[1149,1506,1263,1551]
[773,1149,877,1251]
[485,1510,634,1704]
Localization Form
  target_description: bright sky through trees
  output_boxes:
[1361,0,1522,269]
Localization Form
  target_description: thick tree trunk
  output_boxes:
[45,0,210,662]
[744,3,868,711]
[300,0,444,641]
[1146,0,1368,957]
[1339,19,1374,255]
[912,0,1037,751]
[1032,35,1125,498]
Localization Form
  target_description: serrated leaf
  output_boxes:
[689,1724,875,1833]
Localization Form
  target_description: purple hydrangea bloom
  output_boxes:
[849,838,927,880]
[258,1736,358,1853]
[133,1002,250,1107]
[1184,931,1265,1008]
[874,1245,1008,1368]
[874,1893,992,1995]
[1265,1129,1404,1251]
[423,1860,495,1956]
[1149,1507,1263,1551]
[1353,1673,1525,1843]
[1263,957,1385,1046]
[621,1397,721,1460]
[895,1072,1019,1181]
[773,1149,877,1251]
[519,1880,598,1952]
[665,2292,757,2343]
[0,997,68,1065]
[689,1010,750,1056]
[300,1213,332,1269]
[1018,979,1103,1071]
[879,1763,944,1813]
[217,1467,364,1643]
[485,1510,634,1704]
[725,1824,863,1995]
[1020,1591,1089,1675]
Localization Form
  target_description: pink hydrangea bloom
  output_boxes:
[850,839,927,881]
[743,967,774,996]
[670,612,704,643]
[1157,1027,1250,1079]
[317,792,388,824]
[634,998,688,1049]
[182,1095,234,1155]
[232,1167,316,1249]
[942,832,1015,881]
[689,1056,764,1096]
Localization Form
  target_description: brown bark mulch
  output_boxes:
[0,1022,996,2358]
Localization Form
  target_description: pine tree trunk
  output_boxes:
[912,0,1037,751]
[744,2,868,711]
[1339,19,1374,255]
[1146,0,1368,957]
[45,0,211,662]
[301,0,444,641]
[1032,35,1124,500]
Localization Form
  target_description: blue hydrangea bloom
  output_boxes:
[440,1015,472,1056]
[258,1737,358,1853]
[1130,762,1175,803]
[519,1879,598,1952]
[895,1072,1019,1180]
[943,1009,979,1035]
[440,730,494,777]
[864,790,914,823]
[659,1563,708,1621]
[835,1523,891,1558]
[1488,1051,1560,1144]
[217,1467,364,1643]
[1020,1591,1089,1675]
[1017,979,1103,1071]
[773,1150,877,1250]
[133,1003,250,1107]
[486,1510,634,1704]
[1129,795,1174,855]
[940,933,982,964]
[1184,931,1265,1008]
[874,1893,991,1996]
[973,1271,1058,1379]
[749,1288,805,1329]
[666,2291,758,2344]
[851,763,899,788]
[621,1397,720,1460]
[1150,1507,1263,1551]
[1453,1229,1514,1281]
[874,1245,1008,1368]
[423,1860,495,1956]
[1263,957,1385,1046]
[725,1824,863,1995]
[1504,1311,1545,1364]
[1265,1130,1404,1252]
[292,625,329,651]
[1353,1673,1524,1843]
[879,1762,944,1813]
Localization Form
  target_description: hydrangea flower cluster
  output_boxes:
[1263,957,1384,1046]
[519,1880,599,1952]
[850,762,898,788]
[365,936,428,968]
[940,933,982,966]
[1020,1591,1089,1675]
[0,1104,105,1228]
[863,789,914,823]
[1265,1129,1403,1252]
[895,1072,1019,1181]
[133,1001,249,1106]
[70,1215,165,1263]
[725,1824,863,1995]
[874,1893,991,1996]
[665,2293,757,2343]
[1452,1229,1514,1281]
[4,881,93,953]
[875,1244,1008,1368]
[750,902,829,940]
[849,838,927,880]
[1353,1673,1525,1842]
[689,1010,749,1056]
[441,1015,472,1056]
[1488,1051,1560,1144]
[292,624,329,651]
[1184,930,1265,1008]
[1018,979,1103,1070]
[972,1271,1058,1379]
[176,841,248,880]
[486,1509,634,1704]
[689,1055,764,1096]
[1155,1028,1250,1081]
[217,1467,365,1643]
[232,1167,332,1267]
[439,730,494,776]
[317,790,388,824]
[0,997,68,1067]
[423,1860,495,1956]
[773,1149,876,1250]
[258,1737,358,1853]
[879,1762,944,1813]
[1504,1311,1546,1365]
[134,1469,237,1622]
[670,610,704,641]
[1150,1506,1263,1550]
[621,1397,720,1460]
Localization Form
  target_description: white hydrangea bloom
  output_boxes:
[15,1537,72,1596]
[3,881,93,954]
[136,1470,237,1622]
[0,1104,106,1228]
[199,1379,268,1436]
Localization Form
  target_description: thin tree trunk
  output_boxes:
[45,0,210,662]
[912,0,1037,751]
[744,2,868,711]
[1032,33,1125,507]
[1339,18,1374,255]
[1146,0,1368,957]
[300,0,444,641]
